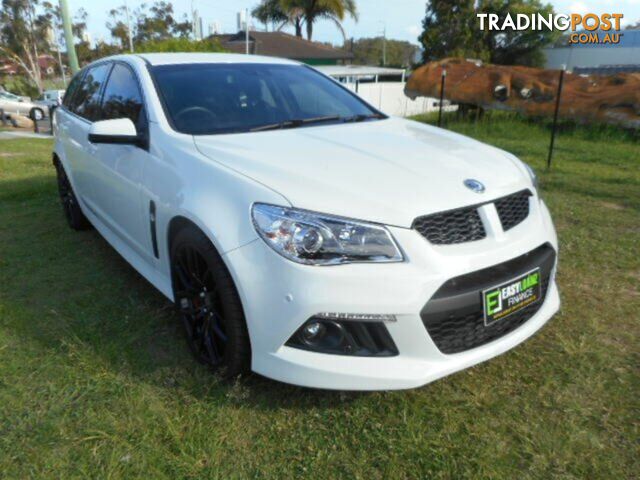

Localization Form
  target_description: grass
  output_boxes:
[0,116,638,479]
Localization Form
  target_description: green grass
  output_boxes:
[0,116,638,479]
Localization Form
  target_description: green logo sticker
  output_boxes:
[483,268,542,326]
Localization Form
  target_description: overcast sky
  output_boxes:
[76,0,640,46]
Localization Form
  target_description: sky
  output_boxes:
[75,0,640,46]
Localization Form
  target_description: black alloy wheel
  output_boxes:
[171,227,250,378]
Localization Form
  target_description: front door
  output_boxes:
[89,62,153,262]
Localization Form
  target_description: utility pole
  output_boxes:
[382,24,387,66]
[245,8,250,54]
[124,0,134,53]
[378,21,386,66]
[59,0,79,74]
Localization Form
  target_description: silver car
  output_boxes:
[0,91,46,120]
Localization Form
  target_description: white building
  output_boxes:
[315,65,452,117]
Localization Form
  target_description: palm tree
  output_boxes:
[252,0,358,41]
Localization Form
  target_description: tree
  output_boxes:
[107,6,131,49]
[0,0,48,92]
[419,0,557,67]
[108,1,192,48]
[135,37,225,53]
[478,0,558,66]
[252,0,295,34]
[420,0,483,63]
[251,0,358,41]
[626,20,640,30]
[348,37,419,68]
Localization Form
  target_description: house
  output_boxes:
[209,31,353,65]
[0,54,58,76]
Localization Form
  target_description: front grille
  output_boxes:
[413,207,486,245]
[421,244,556,354]
[412,189,533,245]
[495,190,532,231]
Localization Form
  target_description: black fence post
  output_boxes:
[547,69,565,169]
[0,108,6,126]
[29,108,40,133]
[438,68,447,128]
[49,105,56,134]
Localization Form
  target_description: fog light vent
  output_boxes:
[286,316,398,357]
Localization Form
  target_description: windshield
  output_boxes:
[151,63,384,135]
[0,92,20,101]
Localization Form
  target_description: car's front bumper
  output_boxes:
[224,198,559,390]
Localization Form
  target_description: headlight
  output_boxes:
[251,204,404,265]
[523,163,539,190]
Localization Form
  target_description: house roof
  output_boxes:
[210,31,353,60]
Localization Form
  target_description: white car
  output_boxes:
[53,54,559,390]
[0,90,45,120]
[36,89,66,109]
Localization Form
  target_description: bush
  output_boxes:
[135,38,226,53]
[0,75,39,99]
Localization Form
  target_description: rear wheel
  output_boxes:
[54,161,91,230]
[171,227,251,378]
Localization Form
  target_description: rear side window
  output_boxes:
[101,64,144,126]
[71,63,112,121]
[62,72,85,108]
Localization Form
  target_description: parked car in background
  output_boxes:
[35,89,65,109]
[0,90,45,120]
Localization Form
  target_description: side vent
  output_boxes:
[149,201,159,258]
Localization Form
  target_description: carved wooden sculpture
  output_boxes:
[404,58,640,129]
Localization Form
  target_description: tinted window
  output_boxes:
[151,63,379,135]
[71,63,111,120]
[101,64,144,126]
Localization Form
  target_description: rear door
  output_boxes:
[88,62,153,262]
[59,62,112,204]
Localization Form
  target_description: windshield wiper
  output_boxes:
[342,113,386,123]
[250,115,342,132]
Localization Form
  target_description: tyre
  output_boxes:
[30,107,44,121]
[54,160,91,230]
[171,226,251,378]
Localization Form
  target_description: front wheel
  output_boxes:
[171,227,251,378]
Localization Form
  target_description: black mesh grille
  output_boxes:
[421,244,556,354]
[495,190,532,231]
[412,189,533,245]
[413,207,486,245]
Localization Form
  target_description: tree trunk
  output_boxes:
[294,18,302,37]
[306,19,313,40]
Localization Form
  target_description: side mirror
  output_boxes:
[88,118,143,147]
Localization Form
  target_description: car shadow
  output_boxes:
[0,175,368,411]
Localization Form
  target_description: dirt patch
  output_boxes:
[0,152,23,158]
[599,201,625,210]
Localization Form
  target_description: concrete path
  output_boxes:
[0,131,52,140]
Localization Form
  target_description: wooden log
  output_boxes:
[405,58,640,129]
[7,113,34,129]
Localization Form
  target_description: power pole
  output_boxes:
[245,8,250,54]
[59,0,79,74]
[124,0,134,52]
[378,21,386,66]
[382,24,387,66]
